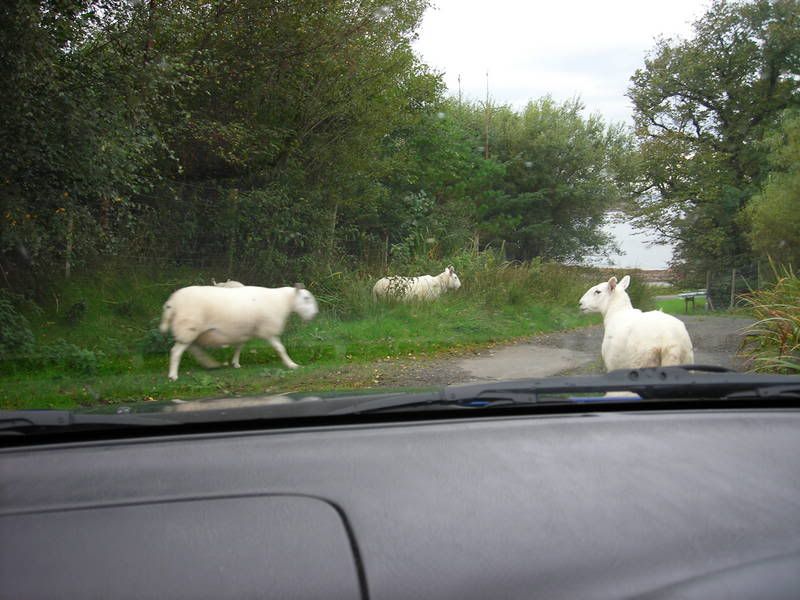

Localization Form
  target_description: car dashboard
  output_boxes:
[3,408,800,599]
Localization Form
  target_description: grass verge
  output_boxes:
[1,259,603,409]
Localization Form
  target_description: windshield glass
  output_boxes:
[2,0,798,415]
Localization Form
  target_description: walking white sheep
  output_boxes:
[579,275,694,371]
[159,284,318,381]
[373,265,461,301]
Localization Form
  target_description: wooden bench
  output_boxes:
[677,290,708,313]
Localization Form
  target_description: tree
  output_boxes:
[475,97,628,261]
[628,0,800,270]
[746,110,800,266]
[1,0,163,276]
[356,98,502,265]
[126,0,442,268]
[1,0,445,279]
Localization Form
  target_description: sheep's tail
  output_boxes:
[159,302,174,334]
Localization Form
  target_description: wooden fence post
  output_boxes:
[729,268,736,309]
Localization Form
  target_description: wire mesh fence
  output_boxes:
[705,262,763,311]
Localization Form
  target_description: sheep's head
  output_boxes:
[445,265,461,290]
[292,283,319,321]
[579,275,630,314]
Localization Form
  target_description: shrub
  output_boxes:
[110,299,138,318]
[0,291,35,359]
[624,272,656,312]
[139,319,174,355]
[64,300,87,325]
[38,339,103,375]
[65,347,103,375]
[739,266,800,374]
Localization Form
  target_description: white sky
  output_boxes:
[413,0,709,126]
[590,219,675,270]
[413,0,709,268]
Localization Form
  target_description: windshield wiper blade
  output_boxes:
[330,366,800,415]
[0,410,177,435]
[444,366,800,401]
[723,384,800,400]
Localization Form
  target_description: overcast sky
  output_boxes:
[413,0,710,269]
[413,0,709,126]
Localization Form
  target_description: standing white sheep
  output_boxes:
[159,283,318,381]
[373,265,461,301]
[579,275,694,371]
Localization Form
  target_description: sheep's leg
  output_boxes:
[267,336,299,369]
[231,344,244,369]
[168,342,191,381]
[187,345,222,369]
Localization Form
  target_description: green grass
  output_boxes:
[655,296,708,314]
[654,294,750,316]
[1,260,602,410]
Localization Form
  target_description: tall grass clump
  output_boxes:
[440,249,596,310]
[739,265,800,374]
[305,270,378,321]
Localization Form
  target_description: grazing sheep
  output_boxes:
[159,284,318,381]
[373,265,461,301]
[579,275,694,371]
[212,279,245,288]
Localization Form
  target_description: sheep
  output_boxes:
[212,279,245,288]
[373,265,461,301]
[579,275,694,371]
[159,283,318,381]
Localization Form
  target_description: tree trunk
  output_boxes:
[227,189,239,276]
[65,209,73,279]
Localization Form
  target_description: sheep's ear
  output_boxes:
[294,283,305,292]
[619,275,631,290]
[608,276,618,290]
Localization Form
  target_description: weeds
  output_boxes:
[739,265,800,374]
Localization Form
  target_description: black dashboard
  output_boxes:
[3,408,800,599]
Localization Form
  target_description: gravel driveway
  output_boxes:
[376,314,755,387]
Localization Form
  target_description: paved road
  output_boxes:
[379,314,755,388]
[458,314,754,380]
